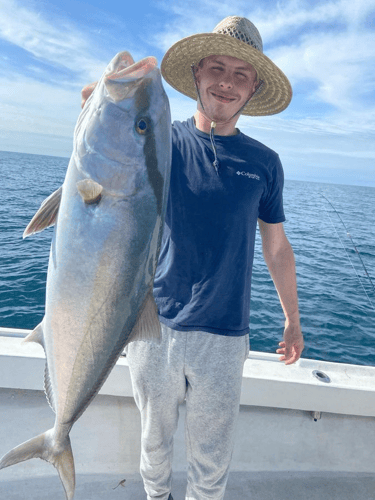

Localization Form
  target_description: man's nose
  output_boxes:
[219,73,233,89]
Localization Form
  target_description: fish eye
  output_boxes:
[135,117,151,135]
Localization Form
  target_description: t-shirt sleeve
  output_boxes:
[258,154,286,223]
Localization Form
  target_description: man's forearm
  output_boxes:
[263,237,300,325]
[258,220,304,363]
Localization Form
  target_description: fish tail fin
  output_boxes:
[53,438,75,500]
[0,429,75,500]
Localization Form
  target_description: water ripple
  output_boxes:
[0,152,374,365]
[251,179,375,365]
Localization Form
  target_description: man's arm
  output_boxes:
[258,219,304,365]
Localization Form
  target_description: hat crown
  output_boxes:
[213,16,263,53]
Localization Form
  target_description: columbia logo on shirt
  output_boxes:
[236,171,260,181]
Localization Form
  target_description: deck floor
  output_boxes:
[1,471,375,499]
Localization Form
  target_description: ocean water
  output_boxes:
[0,150,374,366]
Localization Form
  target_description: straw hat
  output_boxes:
[161,16,292,116]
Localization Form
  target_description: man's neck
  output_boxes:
[193,110,239,136]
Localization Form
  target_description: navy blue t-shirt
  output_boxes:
[153,117,285,336]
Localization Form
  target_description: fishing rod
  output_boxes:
[320,193,375,312]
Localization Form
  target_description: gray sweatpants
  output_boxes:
[126,324,249,500]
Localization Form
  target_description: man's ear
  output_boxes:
[191,64,200,87]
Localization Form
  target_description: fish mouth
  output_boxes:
[104,55,159,102]
[107,56,158,82]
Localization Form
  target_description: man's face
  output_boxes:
[194,55,258,123]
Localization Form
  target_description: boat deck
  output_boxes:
[1,332,375,499]
[2,471,375,499]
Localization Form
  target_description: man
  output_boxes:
[127,16,304,500]
[83,15,304,500]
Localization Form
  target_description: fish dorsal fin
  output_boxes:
[128,291,161,344]
[24,322,44,348]
[23,186,62,238]
[77,179,103,204]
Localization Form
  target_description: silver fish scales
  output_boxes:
[0,51,171,499]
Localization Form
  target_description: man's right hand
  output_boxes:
[81,82,97,108]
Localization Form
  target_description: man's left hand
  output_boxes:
[81,82,97,108]
[277,322,304,365]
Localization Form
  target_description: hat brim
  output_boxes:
[161,33,292,116]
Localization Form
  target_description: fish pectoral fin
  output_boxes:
[24,322,44,348]
[77,179,103,204]
[128,291,161,343]
[23,186,63,238]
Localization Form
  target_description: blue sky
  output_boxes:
[0,0,374,186]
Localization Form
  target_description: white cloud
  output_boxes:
[0,0,374,186]
[0,73,80,137]
[151,0,375,149]
[251,0,375,43]
[0,0,111,82]
[270,30,375,114]
[256,0,375,124]
[0,0,147,150]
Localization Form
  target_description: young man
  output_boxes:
[126,16,304,500]
[82,15,304,500]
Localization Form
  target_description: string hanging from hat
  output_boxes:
[190,64,263,175]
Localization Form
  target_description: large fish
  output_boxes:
[0,51,171,499]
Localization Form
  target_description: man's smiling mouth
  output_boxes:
[210,92,236,103]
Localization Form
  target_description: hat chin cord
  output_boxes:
[190,64,259,175]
